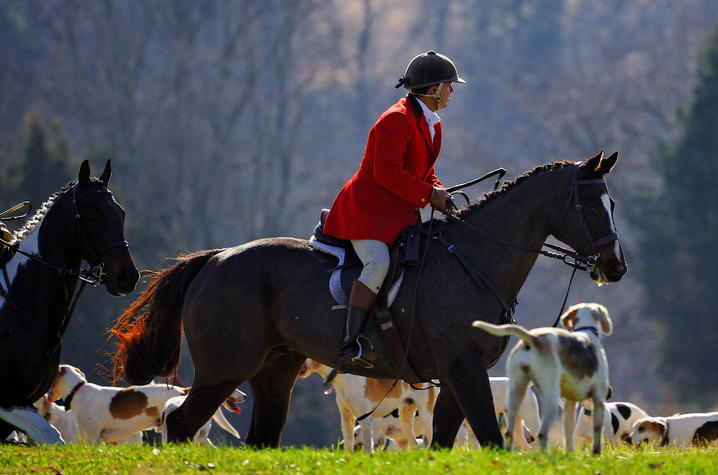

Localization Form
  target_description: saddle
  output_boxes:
[310,209,427,381]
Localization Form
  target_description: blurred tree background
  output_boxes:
[1,0,717,446]
[631,25,718,407]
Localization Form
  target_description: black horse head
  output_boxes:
[553,150,627,284]
[69,160,139,295]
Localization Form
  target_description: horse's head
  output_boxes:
[72,160,139,296]
[554,150,627,284]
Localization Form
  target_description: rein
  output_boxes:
[443,163,619,326]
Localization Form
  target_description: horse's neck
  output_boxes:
[455,168,570,298]
[1,208,79,333]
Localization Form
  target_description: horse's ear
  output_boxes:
[100,159,112,186]
[597,150,618,176]
[78,160,91,186]
[578,150,604,177]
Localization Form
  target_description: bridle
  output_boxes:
[438,163,621,326]
[71,184,129,285]
[553,164,619,263]
[443,164,615,271]
[0,182,129,348]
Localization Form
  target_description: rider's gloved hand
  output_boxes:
[429,187,456,213]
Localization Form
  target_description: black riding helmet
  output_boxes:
[394,50,466,90]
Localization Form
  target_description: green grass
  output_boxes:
[1,444,717,474]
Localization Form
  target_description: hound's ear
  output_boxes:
[597,150,618,176]
[100,159,112,186]
[78,160,91,186]
[591,304,613,335]
[651,420,667,440]
[560,305,579,331]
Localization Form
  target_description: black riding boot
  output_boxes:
[336,305,377,369]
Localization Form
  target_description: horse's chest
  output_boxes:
[0,350,59,407]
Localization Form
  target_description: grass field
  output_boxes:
[2,444,718,474]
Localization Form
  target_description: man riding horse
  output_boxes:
[323,50,463,371]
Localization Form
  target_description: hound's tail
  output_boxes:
[109,249,224,385]
[471,321,540,348]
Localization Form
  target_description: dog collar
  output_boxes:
[574,326,599,337]
[63,381,85,410]
[659,420,670,447]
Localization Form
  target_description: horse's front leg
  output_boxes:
[432,348,503,449]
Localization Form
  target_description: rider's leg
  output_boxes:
[335,239,389,369]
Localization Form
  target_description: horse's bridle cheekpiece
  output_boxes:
[555,164,619,264]
[71,183,129,286]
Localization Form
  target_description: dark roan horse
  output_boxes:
[110,151,626,448]
[0,160,139,443]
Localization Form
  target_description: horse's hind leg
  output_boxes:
[166,380,239,443]
[246,349,306,448]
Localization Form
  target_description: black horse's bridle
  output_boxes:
[71,184,129,285]
[553,164,619,264]
[436,163,621,329]
[0,183,129,347]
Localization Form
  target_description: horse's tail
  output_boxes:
[471,321,540,348]
[109,249,224,385]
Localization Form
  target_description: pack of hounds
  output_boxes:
[6,302,718,451]
[299,302,718,453]
[7,364,247,446]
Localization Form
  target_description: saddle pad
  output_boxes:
[309,236,403,307]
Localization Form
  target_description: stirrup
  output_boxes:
[351,335,376,369]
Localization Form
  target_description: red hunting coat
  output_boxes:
[324,95,443,245]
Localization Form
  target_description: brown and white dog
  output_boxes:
[575,401,649,447]
[297,358,437,452]
[33,394,80,443]
[626,412,718,447]
[48,364,190,443]
[472,302,613,454]
[158,389,246,446]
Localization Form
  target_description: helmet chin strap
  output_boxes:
[411,82,446,111]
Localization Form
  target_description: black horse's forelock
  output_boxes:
[457,160,575,218]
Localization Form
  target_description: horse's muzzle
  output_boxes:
[104,264,140,296]
[590,260,627,284]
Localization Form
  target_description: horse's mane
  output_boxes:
[14,181,76,241]
[456,160,575,217]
